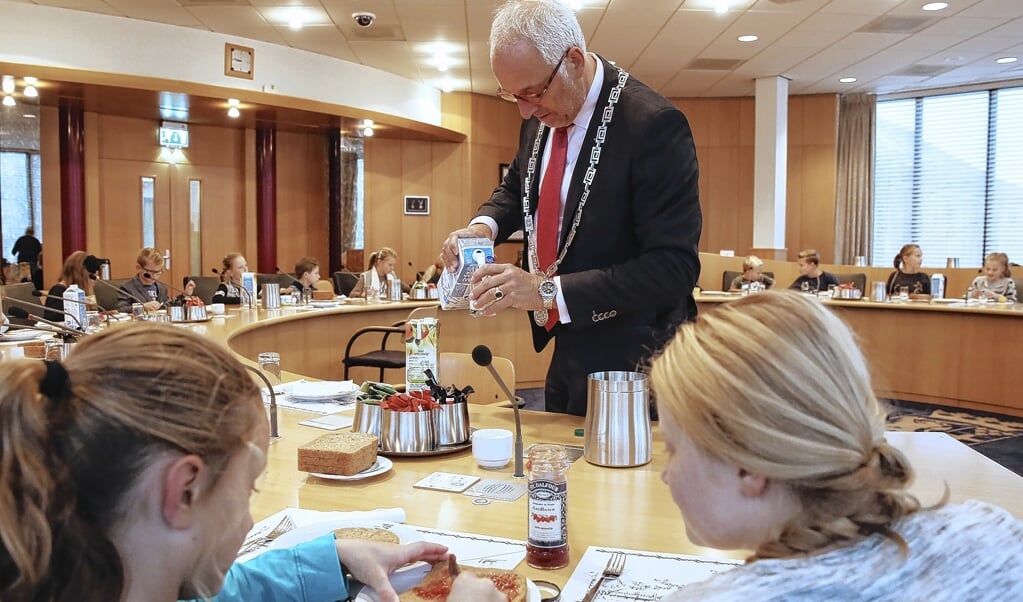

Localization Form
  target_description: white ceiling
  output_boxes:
[17,0,1023,98]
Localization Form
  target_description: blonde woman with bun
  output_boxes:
[649,291,1023,600]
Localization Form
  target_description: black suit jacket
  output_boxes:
[477,56,702,357]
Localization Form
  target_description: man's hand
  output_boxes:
[184,279,196,297]
[441,224,493,272]
[468,264,543,316]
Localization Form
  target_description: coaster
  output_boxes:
[414,472,481,493]
[462,479,528,502]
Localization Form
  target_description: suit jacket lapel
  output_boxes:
[561,56,617,250]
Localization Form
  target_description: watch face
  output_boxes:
[232,49,252,72]
[539,279,557,298]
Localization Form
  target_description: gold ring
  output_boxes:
[494,287,504,301]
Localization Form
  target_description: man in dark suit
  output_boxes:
[442,0,702,416]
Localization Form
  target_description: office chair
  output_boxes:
[332,271,359,296]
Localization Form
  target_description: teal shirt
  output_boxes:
[181,533,348,602]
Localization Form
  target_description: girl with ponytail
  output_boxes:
[649,291,1023,599]
[0,324,483,601]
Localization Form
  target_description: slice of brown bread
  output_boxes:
[297,431,378,476]
[398,561,527,602]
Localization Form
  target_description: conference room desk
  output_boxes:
[197,300,553,388]
[249,403,1023,587]
[696,293,1023,418]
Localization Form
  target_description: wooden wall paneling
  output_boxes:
[96,159,169,277]
[363,137,403,273]
[275,130,329,271]
[703,146,742,254]
[785,145,804,259]
[396,141,432,284]
[244,129,257,263]
[801,145,838,263]
[422,142,464,274]
[440,91,471,136]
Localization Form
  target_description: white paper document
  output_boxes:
[563,546,741,601]
[410,526,526,571]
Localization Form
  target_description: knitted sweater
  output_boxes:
[667,500,1023,601]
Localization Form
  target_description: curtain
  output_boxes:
[339,137,361,255]
[834,93,875,265]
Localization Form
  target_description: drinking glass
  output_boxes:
[898,286,909,302]
[827,284,837,299]
[257,351,282,388]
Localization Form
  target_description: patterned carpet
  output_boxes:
[517,390,1023,477]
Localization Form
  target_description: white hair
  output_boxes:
[490,0,586,66]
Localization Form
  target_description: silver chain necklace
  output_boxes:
[522,66,629,280]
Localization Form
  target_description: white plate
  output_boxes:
[268,518,423,552]
[354,563,539,602]
[0,329,51,342]
[699,290,730,296]
[290,380,360,400]
[931,298,961,304]
[308,457,393,481]
[310,301,341,308]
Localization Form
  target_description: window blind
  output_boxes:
[873,88,1023,269]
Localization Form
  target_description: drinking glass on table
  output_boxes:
[800,281,810,295]
[898,286,909,302]
[257,351,282,389]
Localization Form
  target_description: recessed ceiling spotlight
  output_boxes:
[227,106,240,118]
[362,127,374,137]
[2,95,15,107]
[442,80,453,93]
[839,77,858,83]
[737,35,759,42]
[715,1,729,15]
[921,2,948,11]
[361,119,374,128]
[228,98,240,107]
[23,85,38,98]
[996,57,1018,64]
[286,8,305,30]
[1,76,13,95]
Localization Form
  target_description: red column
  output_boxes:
[255,125,277,273]
[58,97,86,255]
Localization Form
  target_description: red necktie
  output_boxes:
[536,126,569,330]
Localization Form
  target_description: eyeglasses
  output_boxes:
[496,49,569,104]
[144,267,164,276]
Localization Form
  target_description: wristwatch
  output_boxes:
[534,277,557,327]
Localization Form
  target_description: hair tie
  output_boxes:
[40,360,72,402]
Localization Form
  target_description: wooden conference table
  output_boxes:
[251,403,1023,586]
[57,299,1023,587]
[697,292,1023,418]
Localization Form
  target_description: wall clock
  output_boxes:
[224,43,254,80]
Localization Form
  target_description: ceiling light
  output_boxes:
[1,76,13,94]
[996,57,1018,64]
[921,2,948,11]
[715,1,728,14]
[23,77,37,85]
[23,86,38,98]
[227,106,240,118]
[563,0,583,10]
[228,98,240,106]
[361,119,374,128]
[3,95,16,107]
[286,8,305,30]
[362,127,374,137]
[442,81,453,93]
[737,35,759,42]
[839,77,857,83]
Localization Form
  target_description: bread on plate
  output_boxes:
[398,561,526,602]
[297,431,378,476]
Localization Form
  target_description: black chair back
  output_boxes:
[92,278,129,312]
[333,271,359,296]
[186,275,221,304]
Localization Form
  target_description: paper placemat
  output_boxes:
[413,472,481,493]
[239,506,407,562]
[563,546,741,600]
[411,526,526,571]
[298,413,355,430]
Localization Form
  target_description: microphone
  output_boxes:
[472,344,524,478]
[32,290,88,305]
[8,307,90,338]
[4,296,83,330]
[90,274,149,314]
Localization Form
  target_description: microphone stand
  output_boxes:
[244,364,280,439]
[90,274,151,315]
[473,345,525,478]
[4,296,84,330]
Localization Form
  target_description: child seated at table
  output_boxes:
[788,249,839,292]
[968,252,1017,302]
[886,243,930,296]
[0,324,501,601]
[649,291,1023,600]
[728,255,774,292]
